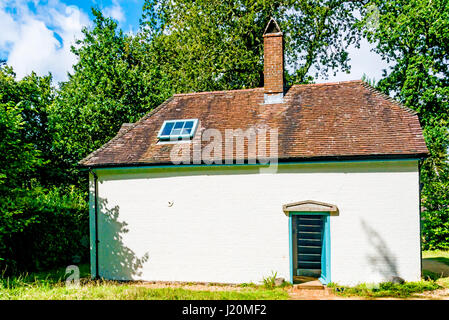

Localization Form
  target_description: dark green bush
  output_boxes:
[0,186,88,275]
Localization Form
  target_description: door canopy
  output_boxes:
[282,200,339,216]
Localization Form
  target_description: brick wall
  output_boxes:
[263,32,284,94]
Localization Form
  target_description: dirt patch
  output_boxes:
[135,282,347,299]
[133,281,245,292]
[129,278,449,300]
[413,288,449,300]
[288,288,352,300]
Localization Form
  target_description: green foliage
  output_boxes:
[1,264,91,288]
[262,271,278,289]
[141,0,364,93]
[422,269,441,281]
[240,282,259,288]
[361,73,377,87]
[0,68,47,272]
[361,0,449,249]
[0,67,56,186]
[278,281,293,289]
[328,280,440,298]
[421,125,449,249]
[422,250,449,260]
[0,66,88,275]
[0,186,88,275]
[362,0,449,127]
[50,8,170,185]
[0,69,47,193]
[0,104,41,194]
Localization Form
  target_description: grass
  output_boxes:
[262,271,278,289]
[4,250,449,300]
[422,250,449,260]
[422,250,449,266]
[436,277,449,288]
[328,250,449,298]
[0,283,289,300]
[328,281,440,298]
[422,249,449,289]
[0,265,289,300]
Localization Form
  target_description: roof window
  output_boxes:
[157,119,199,140]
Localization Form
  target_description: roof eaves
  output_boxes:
[80,152,428,170]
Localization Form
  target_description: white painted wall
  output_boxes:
[89,160,421,286]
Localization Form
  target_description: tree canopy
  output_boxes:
[140,0,366,92]
[50,8,170,185]
[362,0,449,249]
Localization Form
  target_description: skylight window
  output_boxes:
[157,119,199,141]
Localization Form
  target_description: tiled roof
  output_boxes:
[79,80,428,167]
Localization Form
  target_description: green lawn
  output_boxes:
[328,280,439,298]
[422,249,449,288]
[423,249,449,264]
[0,265,289,300]
[328,250,449,298]
[3,251,449,300]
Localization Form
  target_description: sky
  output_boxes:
[0,0,390,84]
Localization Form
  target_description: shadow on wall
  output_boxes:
[97,197,149,280]
[360,219,399,281]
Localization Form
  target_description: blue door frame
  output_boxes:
[289,212,331,285]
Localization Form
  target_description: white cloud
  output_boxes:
[0,0,90,83]
[0,8,19,46]
[103,0,125,23]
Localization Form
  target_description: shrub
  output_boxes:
[0,186,89,275]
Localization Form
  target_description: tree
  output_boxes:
[0,83,41,272]
[140,0,366,93]
[420,125,449,249]
[0,66,54,187]
[0,100,42,195]
[50,8,170,185]
[361,0,449,249]
[0,66,90,273]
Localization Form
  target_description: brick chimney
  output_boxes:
[263,18,284,104]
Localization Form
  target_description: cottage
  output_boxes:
[79,19,428,286]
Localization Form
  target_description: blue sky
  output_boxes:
[0,0,389,84]
[0,0,144,82]
[62,0,143,32]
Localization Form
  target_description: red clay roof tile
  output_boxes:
[79,80,428,167]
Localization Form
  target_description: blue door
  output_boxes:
[296,215,322,277]
[319,215,331,284]
[290,212,331,284]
